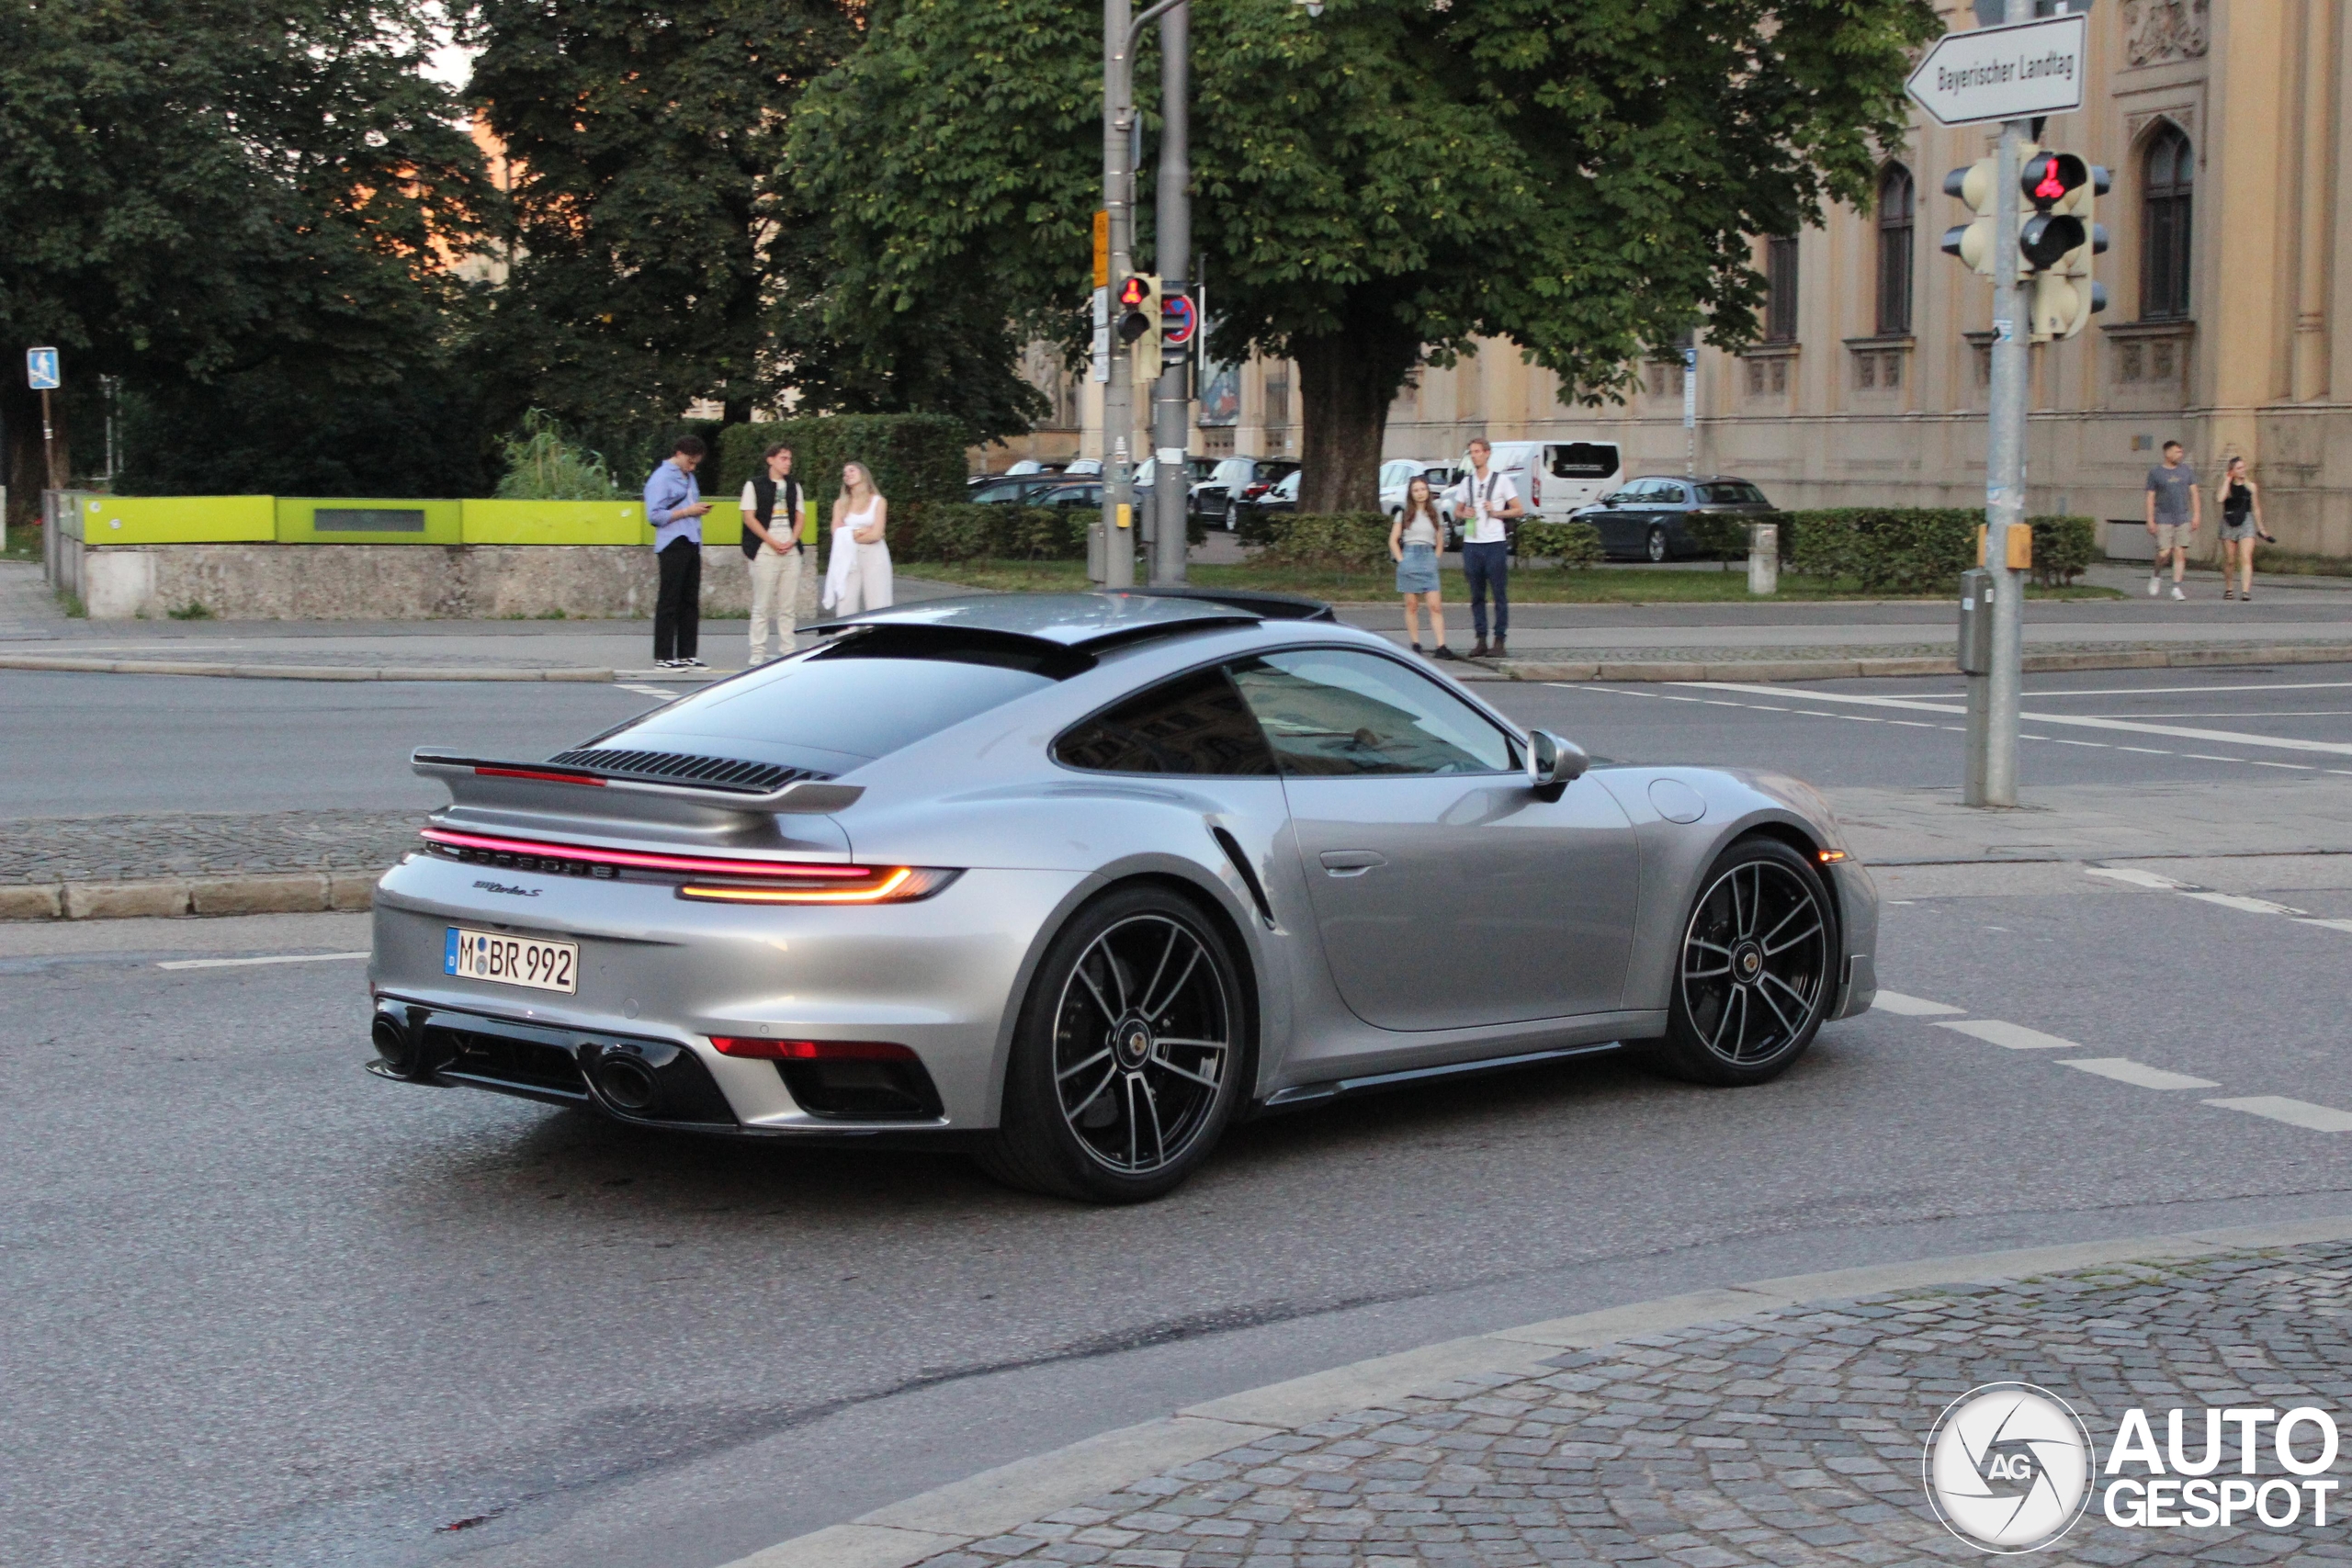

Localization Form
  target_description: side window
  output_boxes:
[1053,665,1278,775]
[1548,443,1621,479]
[1228,649,1519,776]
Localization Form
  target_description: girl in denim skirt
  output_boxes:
[1389,476,1456,660]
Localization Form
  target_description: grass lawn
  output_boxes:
[1,525,40,563]
[910,558,2127,604]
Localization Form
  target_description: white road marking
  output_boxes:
[157,952,370,971]
[2084,866,2187,889]
[2184,890,2307,916]
[2245,760,2315,770]
[2204,1097,2352,1134]
[2084,866,2348,931]
[616,684,679,699]
[2049,738,2107,747]
[1688,682,2352,759]
[1933,1019,2083,1051]
[1871,990,1963,1016]
[1895,681,2352,700]
[2296,918,2352,934]
[2058,1057,2220,1091]
[1888,720,1937,728]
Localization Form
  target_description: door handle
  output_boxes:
[1318,850,1386,875]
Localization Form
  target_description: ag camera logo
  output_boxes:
[1923,1382,2094,1553]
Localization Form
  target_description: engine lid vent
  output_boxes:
[545,748,830,795]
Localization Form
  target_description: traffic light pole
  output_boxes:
[1148,1,1191,587]
[1101,0,1136,588]
[1970,112,2030,807]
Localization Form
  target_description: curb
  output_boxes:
[721,1213,2352,1568]
[0,871,379,922]
[0,655,616,682]
[1472,640,2352,682]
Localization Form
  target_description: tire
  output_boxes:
[1647,837,1835,1087]
[1645,525,1668,563]
[978,885,1248,1202]
[1225,502,1240,532]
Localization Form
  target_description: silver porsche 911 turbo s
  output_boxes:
[368,589,1878,1202]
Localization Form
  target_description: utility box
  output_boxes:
[1958,567,1995,675]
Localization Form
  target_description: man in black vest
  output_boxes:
[740,443,805,664]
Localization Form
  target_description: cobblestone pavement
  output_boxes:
[0,810,420,885]
[913,1243,2352,1568]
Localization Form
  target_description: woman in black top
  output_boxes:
[2215,456,2271,602]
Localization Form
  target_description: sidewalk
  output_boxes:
[737,1223,2352,1568]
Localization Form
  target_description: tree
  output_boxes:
[0,0,491,520]
[791,0,1939,512]
[466,0,857,439]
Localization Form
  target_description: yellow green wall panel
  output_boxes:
[79,494,276,545]
[460,500,650,546]
[275,497,462,544]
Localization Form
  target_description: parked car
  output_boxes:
[373,590,1876,1201]
[1192,457,1299,530]
[1133,457,1219,491]
[1377,459,1460,525]
[968,475,1069,506]
[1572,476,1777,562]
[1232,468,1300,531]
[1062,457,1104,478]
[1026,479,1105,514]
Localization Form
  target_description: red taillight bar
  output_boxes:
[710,1037,917,1062]
[419,827,874,879]
[474,765,605,786]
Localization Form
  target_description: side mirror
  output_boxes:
[1527,729,1589,793]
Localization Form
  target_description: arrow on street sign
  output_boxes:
[26,346,60,391]
[1905,14,2086,128]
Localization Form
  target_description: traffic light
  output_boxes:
[1940,155,2007,277]
[1116,273,1161,381]
[2042,156,2109,341]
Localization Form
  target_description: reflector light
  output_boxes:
[1817,849,1849,863]
[710,1036,918,1062]
[474,765,605,786]
[420,827,874,879]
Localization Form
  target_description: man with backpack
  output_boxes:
[1450,437,1524,660]
[740,443,805,664]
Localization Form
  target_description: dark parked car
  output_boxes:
[1572,476,1776,562]
[1231,468,1300,532]
[968,475,1070,506]
[1193,457,1300,530]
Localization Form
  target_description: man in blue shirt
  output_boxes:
[644,434,713,667]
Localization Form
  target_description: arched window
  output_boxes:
[2143,123,2193,321]
[1875,164,1916,336]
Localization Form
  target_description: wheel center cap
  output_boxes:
[1114,1016,1154,1068]
[1733,942,1763,981]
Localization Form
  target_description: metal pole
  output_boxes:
[1100,0,1136,589]
[1968,116,2030,806]
[1149,2,1191,587]
[40,388,60,491]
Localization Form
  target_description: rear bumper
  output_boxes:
[368,852,1090,1133]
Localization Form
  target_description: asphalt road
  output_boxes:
[5,663,2351,1568]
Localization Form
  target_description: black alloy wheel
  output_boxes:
[1650,837,1834,1086]
[982,885,1246,1201]
[1646,524,1669,562]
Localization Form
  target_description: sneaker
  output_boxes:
[656,658,684,669]
[2223,588,2235,601]
[2170,585,2185,600]
[2147,575,2161,596]
[1432,645,1460,661]
[682,656,708,668]
[1410,640,1423,653]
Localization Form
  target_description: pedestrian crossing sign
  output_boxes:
[26,347,59,390]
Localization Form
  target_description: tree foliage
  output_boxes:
[792,0,1939,509]
[0,0,491,517]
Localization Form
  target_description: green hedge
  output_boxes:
[716,414,968,513]
[1260,513,1391,570]
[2029,514,2097,587]
[887,503,1090,563]
[1514,519,1603,569]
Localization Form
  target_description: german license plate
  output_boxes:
[445,927,578,994]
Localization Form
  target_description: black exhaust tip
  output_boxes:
[372,1012,422,1077]
[591,1053,661,1112]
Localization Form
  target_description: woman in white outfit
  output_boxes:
[821,460,893,615]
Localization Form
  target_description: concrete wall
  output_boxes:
[54,536,820,624]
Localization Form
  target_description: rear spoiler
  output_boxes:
[412,750,864,815]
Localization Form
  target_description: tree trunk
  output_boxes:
[1294,319,1420,514]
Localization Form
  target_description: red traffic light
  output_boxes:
[1117,275,1151,310]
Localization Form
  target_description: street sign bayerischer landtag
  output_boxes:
[26,346,60,391]
[1905,13,2087,129]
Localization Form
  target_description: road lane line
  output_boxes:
[2049,739,2107,747]
[2183,891,2308,916]
[2204,1097,2352,1133]
[1933,1020,2083,1051]
[2296,918,2352,934]
[2084,867,2188,889]
[156,952,371,971]
[2058,1057,2220,1091]
[1871,990,1963,1017]
[1689,682,2352,758]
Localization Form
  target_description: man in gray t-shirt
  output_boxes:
[2144,441,2199,599]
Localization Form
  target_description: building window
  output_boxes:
[2142,123,2193,321]
[1765,236,1799,342]
[1875,165,1915,337]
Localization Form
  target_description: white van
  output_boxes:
[1460,440,1625,525]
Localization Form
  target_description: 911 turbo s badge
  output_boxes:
[471,880,541,897]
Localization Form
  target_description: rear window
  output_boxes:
[588,630,1067,775]
[1547,443,1621,479]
